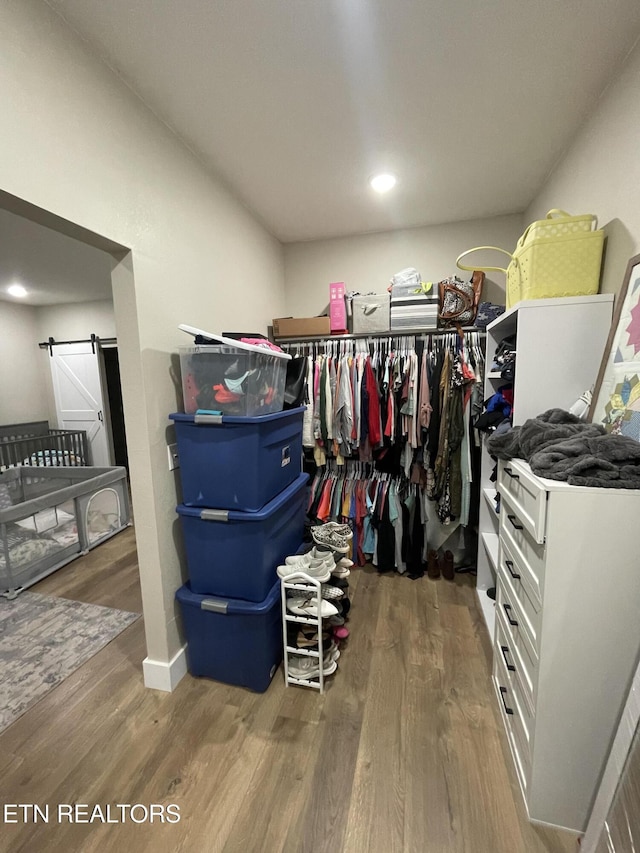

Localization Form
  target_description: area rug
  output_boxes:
[0,592,140,734]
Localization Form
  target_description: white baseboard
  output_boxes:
[143,645,188,692]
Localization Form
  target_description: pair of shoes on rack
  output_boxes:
[312,524,354,577]
[277,545,353,583]
[311,522,352,554]
[288,648,339,680]
[427,550,455,581]
[287,596,338,618]
[277,547,334,582]
[288,625,331,650]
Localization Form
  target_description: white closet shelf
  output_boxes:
[483,487,498,514]
[476,586,496,639]
[481,531,499,572]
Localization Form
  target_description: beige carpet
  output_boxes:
[0,591,139,734]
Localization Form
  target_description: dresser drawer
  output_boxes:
[493,648,532,787]
[496,599,538,713]
[497,576,539,671]
[500,493,546,600]
[498,533,542,634]
[498,460,547,544]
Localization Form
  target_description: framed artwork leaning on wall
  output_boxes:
[590,253,640,439]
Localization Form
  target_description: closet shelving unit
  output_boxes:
[281,571,330,692]
[476,294,614,639]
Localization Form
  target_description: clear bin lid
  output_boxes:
[179,324,291,360]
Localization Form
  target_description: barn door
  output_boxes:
[49,342,111,467]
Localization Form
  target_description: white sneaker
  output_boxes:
[287,656,338,680]
[285,548,335,569]
[337,557,354,568]
[331,566,351,579]
[286,597,338,618]
[277,557,332,582]
[323,643,340,664]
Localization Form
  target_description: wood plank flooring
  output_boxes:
[0,528,578,852]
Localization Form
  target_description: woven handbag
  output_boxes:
[456,209,605,308]
[438,272,484,327]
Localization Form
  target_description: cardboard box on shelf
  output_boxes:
[272,316,331,338]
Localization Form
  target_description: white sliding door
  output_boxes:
[49,342,111,466]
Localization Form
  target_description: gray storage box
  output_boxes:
[352,294,390,333]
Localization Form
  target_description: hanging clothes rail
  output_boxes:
[298,328,486,576]
[280,330,485,358]
[276,326,486,346]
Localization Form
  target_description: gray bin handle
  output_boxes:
[201,598,229,614]
[194,414,224,425]
[200,509,230,522]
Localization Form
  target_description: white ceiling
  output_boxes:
[44,0,640,243]
[0,208,113,306]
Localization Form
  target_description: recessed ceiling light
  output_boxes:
[370,173,397,193]
[8,284,27,298]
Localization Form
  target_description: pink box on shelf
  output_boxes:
[329,281,347,332]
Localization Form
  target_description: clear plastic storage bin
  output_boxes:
[179,335,290,417]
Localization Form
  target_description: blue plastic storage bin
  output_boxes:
[175,579,282,692]
[169,407,304,512]
[176,472,309,601]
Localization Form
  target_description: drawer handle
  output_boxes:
[504,466,520,480]
[499,686,514,715]
[502,603,518,627]
[507,514,524,531]
[501,645,516,672]
[505,559,521,581]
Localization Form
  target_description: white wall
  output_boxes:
[0,301,49,424]
[0,0,286,685]
[36,299,116,341]
[526,37,640,299]
[283,214,524,317]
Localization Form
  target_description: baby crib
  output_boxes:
[0,421,89,470]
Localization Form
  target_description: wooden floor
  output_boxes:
[0,528,578,853]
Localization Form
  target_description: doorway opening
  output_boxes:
[101,346,128,470]
[0,188,140,609]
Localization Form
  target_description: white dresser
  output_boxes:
[493,457,640,832]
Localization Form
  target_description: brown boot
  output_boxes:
[442,550,455,581]
[427,550,440,579]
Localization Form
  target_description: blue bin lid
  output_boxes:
[175,576,281,613]
[169,406,305,426]
[176,471,309,522]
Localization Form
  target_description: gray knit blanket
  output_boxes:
[487,409,640,489]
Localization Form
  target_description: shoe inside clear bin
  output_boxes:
[180,344,287,416]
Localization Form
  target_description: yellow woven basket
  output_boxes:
[456,210,605,308]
